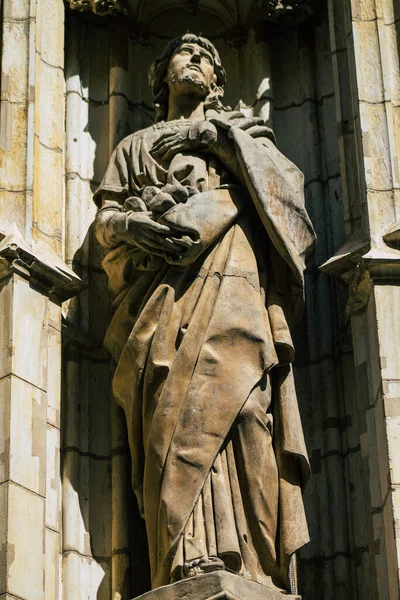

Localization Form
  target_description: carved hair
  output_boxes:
[149,33,228,122]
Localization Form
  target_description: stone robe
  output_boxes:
[93,114,316,591]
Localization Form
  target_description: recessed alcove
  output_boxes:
[61,2,365,599]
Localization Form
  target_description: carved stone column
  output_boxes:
[0,224,84,600]
[322,0,400,596]
[0,0,85,597]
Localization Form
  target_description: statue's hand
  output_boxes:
[150,121,217,161]
[124,212,187,257]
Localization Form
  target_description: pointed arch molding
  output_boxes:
[66,0,315,31]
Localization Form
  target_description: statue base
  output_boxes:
[133,571,301,600]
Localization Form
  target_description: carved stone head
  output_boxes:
[149,33,227,121]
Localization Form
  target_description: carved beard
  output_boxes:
[168,69,210,96]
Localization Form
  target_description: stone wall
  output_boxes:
[1,0,399,598]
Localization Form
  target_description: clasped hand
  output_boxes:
[124,211,192,259]
[150,121,217,161]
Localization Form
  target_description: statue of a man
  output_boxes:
[94,34,315,594]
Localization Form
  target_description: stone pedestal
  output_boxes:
[132,572,300,600]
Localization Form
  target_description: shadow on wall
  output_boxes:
[62,10,153,598]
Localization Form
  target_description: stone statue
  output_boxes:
[94,33,316,597]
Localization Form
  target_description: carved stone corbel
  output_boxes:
[320,228,400,316]
[0,223,85,302]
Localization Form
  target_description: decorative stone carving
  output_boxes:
[68,0,126,15]
[94,34,315,597]
[320,233,400,315]
[66,0,315,27]
[0,223,85,301]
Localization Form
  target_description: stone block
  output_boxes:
[0,274,48,390]
[350,0,376,22]
[62,453,91,556]
[382,488,400,600]
[38,0,64,69]
[375,285,400,382]
[32,138,63,256]
[47,325,61,428]
[65,176,97,258]
[353,20,383,104]
[385,401,400,485]
[365,189,396,243]
[0,21,29,103]
[62,550,109,600]
[36,61,64,151]
[46,424,61,531]
[0,103,29,191]
[0,377,10,485]
[132,571,300,600]
[45,527,60,600]
[360,103,392,191]
[3,0,30,20]
[9,375,46,496]
[0,482,7,593]
[7,482,45,600]
[0,190,26,237]
[48,301,62,332]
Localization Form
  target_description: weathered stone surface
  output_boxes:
[94,33,314,593]
[132,571,300,600]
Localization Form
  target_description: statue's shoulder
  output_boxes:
[114,124,156,150]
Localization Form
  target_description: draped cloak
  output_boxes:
[93,114,316,592]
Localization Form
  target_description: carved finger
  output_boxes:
[143,231,185,252]
[151,132,184,154]
[232,117,263,130]
[146,220,171,234]
[136,241,165,257]
[245,125,270,138]
[163,144,185,161]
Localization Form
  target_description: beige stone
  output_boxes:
[46,424,60,531]
[32,138,63,256]
[36,61,64,152]
[352,20,384,104]
[350,0,376,22]
[62,551,108,600]
[0,482,8,593]
[360,103,393,192]
[45,527,60,600]
[7,482,45,600]
[0,274,47,389]
[47,326,61,428]
[3,0,31,20]
[0,190,27,236]
[0,378,10,485]
[38,0,64,69]
[9,375,46,496]
[0,21,29,103]
[62,454,92,556]
[375,285,400,382]
[0,103,28,192]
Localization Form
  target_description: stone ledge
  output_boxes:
[133,571,300,600]
[320,235,400,313]
[0,223,86,301]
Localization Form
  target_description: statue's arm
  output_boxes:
[94,194,131,249]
